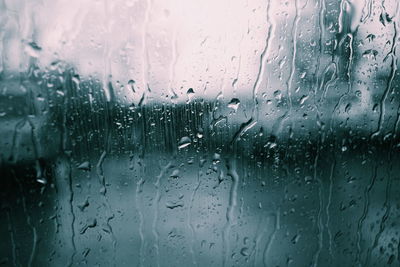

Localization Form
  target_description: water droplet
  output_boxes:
[71,75,80,86]
[186,88,195,103]
[199,158,207,167]
[196,128,204,139]
[170,169,180,178]
[36,177,47,185]
[345,103,351,113]
[165,200,184,209]
[240,247,250,256]
[77,161,91,171]
[187,88,195,96]
[77,199,90,212]
[82,248,91,258]
[24,42,42,58]
[128,80,136,93]
[304,176,313,183]
[80,218,97,235]
[178,136,192,149]
[56,90,65,96]
[291,234,300,244]
[273,90,282,100]
[227,98,240,111]
[299,95,308,105]
[212,153,221,164]
[362,49,378,60]
[366,34,376,42]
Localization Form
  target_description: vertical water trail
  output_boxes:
[365,156,393,265]
[312,79,329,267]
[66,158,76,267]
[312,148,323,267]
[96,151,117,266]
[52,181,61,259]
[97,151,108,195]
[253,213,271,266]
[360,0,373,22]
[326,159,335,259]
[319,63,337,101]
[393,106,400,141]
[152,161,171,267]
[12,170,38,267]
[346,31,354,93]
[141,0,152,102]
[168,22,179,100]
[355,165,377,266]
[102,0,112,102]
[222,158,239,267]
[6,210,18,266]
[317,0,327,86]
[229,118,257,146]
[8,119,26,163]
[249,0,273,123]
[314,0,327,109]
[232,47,242,96]
[286,0,300,116]
[371,18,398,138]
[333,1,357,125]
[329,0,350,132]
[187,168,203,267]
[26,118,46,185]
[230,1,245,95]
[263,209,280,267]
[60,71,76,266]
[275,0,308,135]
[337,0,346,36]
[135,158,145,267]
[366,17,399,264]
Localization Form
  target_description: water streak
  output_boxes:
[222,158,239,267]
[355,165,377,266]
[96,151,117,266]
[312,148,323,267]
[187,168,203,267]
[12,170,38,267]
[152,161,171,267]
[263,209,280,267]
[135,158,146,267]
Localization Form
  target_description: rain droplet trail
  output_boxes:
[371,16,399,139]
[152,161,171,267]
[135,158,146,267]
[13,170,38,267]
[187,167,203,267]
[326,159,335,260]
[355,165,377,266]
[6,210,18,266]
[222,157,239,267]
[263,209,280,267]
[312,145,323,267]
[96,151,117,266]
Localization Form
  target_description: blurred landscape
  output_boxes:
[1,0,400,266]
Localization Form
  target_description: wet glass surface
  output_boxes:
[1,0,400,266]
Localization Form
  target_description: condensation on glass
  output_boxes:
[1,0,400,266]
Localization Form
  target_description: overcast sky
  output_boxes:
[0,0,394,105]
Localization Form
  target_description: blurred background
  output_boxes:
[1,0,400,266]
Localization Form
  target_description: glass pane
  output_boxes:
[1,0,400,266]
